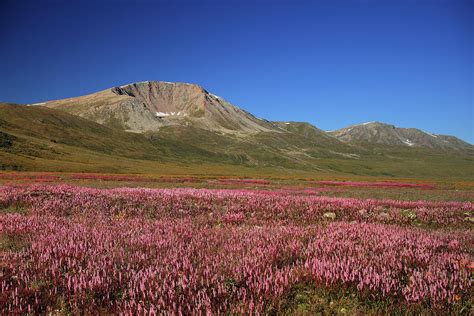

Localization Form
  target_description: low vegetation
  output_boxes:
[0,180,472,314]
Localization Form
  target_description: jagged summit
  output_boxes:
[115,80,204,91]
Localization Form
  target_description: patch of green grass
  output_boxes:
[0,205,28,215]
[0,233,29,252]
[270,283,472,315]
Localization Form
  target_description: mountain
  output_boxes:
[43,81,276,134]
[1,81,472,179]
[40,81,472,153]
[38,81,362,167]
[329,122,473,152]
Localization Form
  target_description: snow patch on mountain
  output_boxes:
[210,93,221,100]
[403,139,415,146]
[156,111,184,117]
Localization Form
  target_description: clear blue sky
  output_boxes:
[1,0,473,142]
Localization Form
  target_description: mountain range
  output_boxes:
[1,81,472,179]
[329,121,472,151]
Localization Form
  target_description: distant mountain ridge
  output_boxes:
[329,121,472,152]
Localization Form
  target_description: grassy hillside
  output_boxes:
[0,103,240,170]
[0,103,473,180]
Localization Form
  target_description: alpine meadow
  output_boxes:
[1,0,473,314]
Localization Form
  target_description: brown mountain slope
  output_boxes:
[43,81,276,134]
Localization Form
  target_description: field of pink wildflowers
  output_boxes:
[0,184,473,314]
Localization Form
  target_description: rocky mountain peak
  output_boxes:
[43,80,275,134]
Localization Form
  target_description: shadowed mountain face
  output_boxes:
[329,122,473,152]
[44,81,276,134]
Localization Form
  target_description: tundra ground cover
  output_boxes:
[208,179,272,186]
[0,184,473,314]
[0,185,472,227]
[70,174,201,183]
[314,180,436,189]
[0,173,60,183]
[1,172,472,202]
